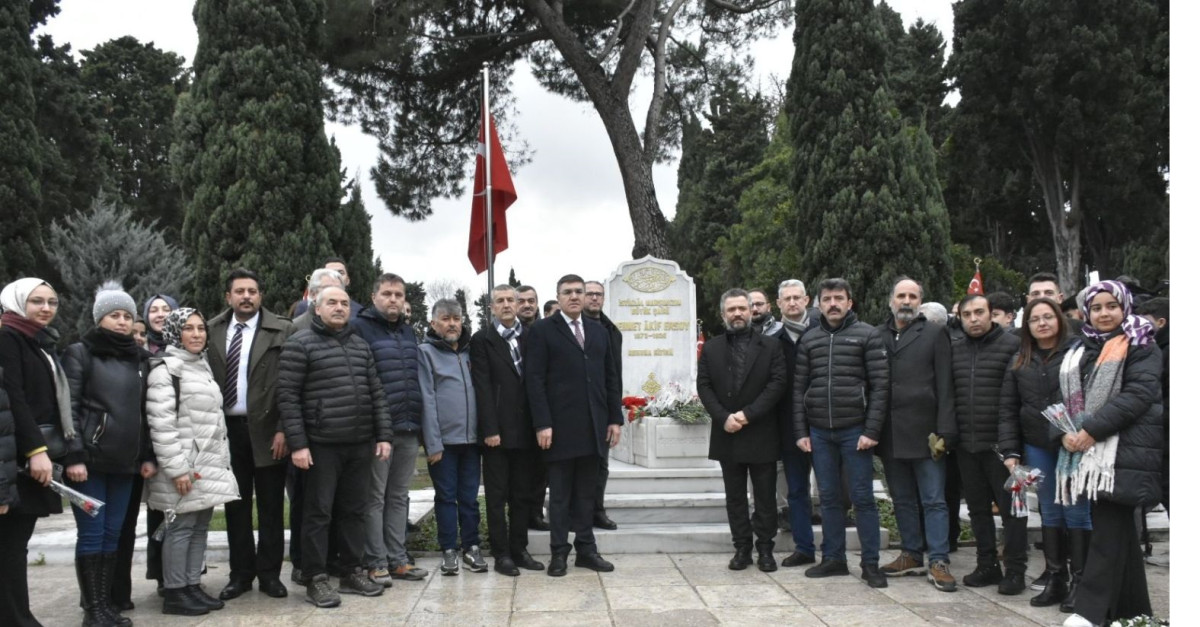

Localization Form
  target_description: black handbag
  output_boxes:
[38,423,68,459]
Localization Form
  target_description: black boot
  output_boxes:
[1030,527,1069,607]
[162,586,210,616]
[1060,528,1090,614]
[100,553,132,627]
[77,554,108,627]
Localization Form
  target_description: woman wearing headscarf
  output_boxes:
[1059,281,1163,627]
[145,308,239,616]
[0,278,77,627]
[61,282,153,626]
[142,294,178,356]
[998,298,1091,609]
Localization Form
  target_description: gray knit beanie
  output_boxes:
[93,280,137,323]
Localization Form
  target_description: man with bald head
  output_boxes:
[279,285,394,608]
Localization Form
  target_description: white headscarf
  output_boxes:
[0,277,52,317]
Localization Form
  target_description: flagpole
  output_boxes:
[483,63,495,299]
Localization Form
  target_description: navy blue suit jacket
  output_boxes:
[524,313,622,462]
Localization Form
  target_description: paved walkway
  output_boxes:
[27,544,1170,626]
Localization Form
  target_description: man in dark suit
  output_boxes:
[524,274,622,577]
[206,268,297,600]
[471,284,545,577]
[583,280,622,530]
[698,288,787,572]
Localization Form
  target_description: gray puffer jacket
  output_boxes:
[145,347,240,515]
[417,332,476,457]
[793,311,890,441]
[278,319,392,450]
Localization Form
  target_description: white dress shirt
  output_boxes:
[225,310,259,415]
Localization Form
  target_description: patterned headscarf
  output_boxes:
[1081,280,1156,347]
[162,307,206,350]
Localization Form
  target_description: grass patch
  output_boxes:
[406,496,489,553]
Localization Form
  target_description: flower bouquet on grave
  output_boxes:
[1003,465,1044,518]
[645,381,709,425]
[622,396,648,423]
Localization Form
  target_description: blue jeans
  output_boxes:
[809,426,880,565]
[72,472,135,556]
[428,444,482,551]
[780,448,816,555]
[1024,444,1091,529]
[882,455,949,563]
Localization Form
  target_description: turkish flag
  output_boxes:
[967,270,984,295]
[467,110,517,274]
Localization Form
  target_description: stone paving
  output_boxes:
[27,545,1170,626]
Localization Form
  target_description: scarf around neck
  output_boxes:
[781,310,810,336]
[1056,333,1128,505]
[1,311,76,442]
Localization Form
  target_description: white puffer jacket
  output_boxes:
[146,346,240,514]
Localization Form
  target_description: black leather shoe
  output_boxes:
[862,564,888,588]
[495,557,520,577]
[185,584,225,610]
[576,552,615,572]
[514,550,545,571]
[259,577,288,598]
[530,515,551,532]
[805,559,850,578]
[593,512,618,530]
[728,547,753,571]
[218,578,253,601]
[781,551,816,567]
[547,555,568,577]
[757,548,778,572]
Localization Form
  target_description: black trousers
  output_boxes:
[225,416,288,582]
[0,513,40,627]
[482,446,537,558]
[546,455,599,557]
[530,458,548,522]
[957,449,1027,572]
[112,473,144,602]
[945,450,963,546]
[287,460,340,571]
[720,461,778,551]
[1075,500,1153,624]
[594,444,609,515]
[302,442,373,578]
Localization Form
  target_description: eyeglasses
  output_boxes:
[585,292,604,298]
[27,297,59,309]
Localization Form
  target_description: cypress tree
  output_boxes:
[0,0,43,282]
[172,0,356,314]
[786,0,953,323]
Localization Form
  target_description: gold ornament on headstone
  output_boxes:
[623,267,675,293]
[641,372,662,397]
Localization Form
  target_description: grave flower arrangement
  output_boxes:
[623,381,709,425]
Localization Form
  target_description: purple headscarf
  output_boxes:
[1081,280,1156,347]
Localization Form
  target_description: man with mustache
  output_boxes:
[875,277,957,592]
[697,288,787,572]
[792,278,890,588]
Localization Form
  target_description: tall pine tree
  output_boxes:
[0,0,44,283]
[786,0,953,323]
[172,0,365,314]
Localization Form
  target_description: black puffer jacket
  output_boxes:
[350,307,423,434]
[793,311,889,441]
[0,372,18,507]
[950,324,1020,453]
[1078,334,1164,508]
[997,343,1067,457]
[278,319,392,450]
[61,328,151,474]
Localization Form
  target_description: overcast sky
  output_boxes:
[41,0,955,312]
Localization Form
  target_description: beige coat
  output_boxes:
[146,346,240,515]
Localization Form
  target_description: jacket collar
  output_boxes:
[819,310,859,333]
[425,329,470,353]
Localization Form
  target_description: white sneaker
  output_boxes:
[1062,614,1096,627]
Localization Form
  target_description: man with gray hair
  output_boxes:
[771,279,819,567]
[294,268,346,331]
[419,299,487,576]
[919,302,948,326]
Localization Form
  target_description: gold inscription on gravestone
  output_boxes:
[623,267,675,293]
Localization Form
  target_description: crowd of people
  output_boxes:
[0,259,1167,627]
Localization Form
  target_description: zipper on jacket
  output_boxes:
[92,412,109,445]
[827,331,835,430]
[969,345,978,450]
[457,351,473,443]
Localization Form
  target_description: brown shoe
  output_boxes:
[927,560,957,592]
[880,552,926,577]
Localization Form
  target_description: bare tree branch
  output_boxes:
[643,0,690,155]
[705,0,787,14]
[412,29,544,43]
[612,0,657,98]
[597,0,641,63]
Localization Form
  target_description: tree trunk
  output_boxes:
[1025,133,1082,294]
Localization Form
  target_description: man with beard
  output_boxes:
[698,288,787,572]
[793,278,889,588]
[514,286,551,532]
[770,280,818,567]
[875,278,957,591]
[583,281,622,531]
[749,289,783,336]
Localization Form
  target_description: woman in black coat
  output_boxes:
[0,277,76,627]
[998,298,1091,609]
[1060,281,1163,627]
[62,282,154,626]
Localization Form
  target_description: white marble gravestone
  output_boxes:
[605,256,710,468]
